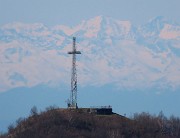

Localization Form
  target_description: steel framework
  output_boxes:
[67,37,81,108]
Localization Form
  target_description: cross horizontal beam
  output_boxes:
[68,51,81,54]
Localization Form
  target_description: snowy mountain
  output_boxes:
[0,16,180,93]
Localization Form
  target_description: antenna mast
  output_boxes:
[68,37,81,109]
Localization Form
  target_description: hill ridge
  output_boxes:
[1,107,180,138]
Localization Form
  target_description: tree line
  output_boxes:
[0,106,180,138]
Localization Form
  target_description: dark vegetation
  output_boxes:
[1,106,180,138]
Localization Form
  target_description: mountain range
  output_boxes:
[0,16,180,93]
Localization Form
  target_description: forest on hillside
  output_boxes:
[0,106,180,138]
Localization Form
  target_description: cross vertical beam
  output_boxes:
[68,37,81,109]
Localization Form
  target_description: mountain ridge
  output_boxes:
[0,16,180,93]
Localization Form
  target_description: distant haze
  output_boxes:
[0,0,180,26]
[0,16,179,93]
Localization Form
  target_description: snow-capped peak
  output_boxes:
[0,16,180,92]
[2,22,48,32]
[159,24,180,39]
[73,16,133,39]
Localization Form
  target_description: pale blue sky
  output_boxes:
[0,0,179,26]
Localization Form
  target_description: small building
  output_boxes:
[90,106,112,115]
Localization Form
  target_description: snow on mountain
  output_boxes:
[137,16,179,41]
[77,16,134,40]
[159,24,180,39]
[0,16,179,93]
[52,16,134,41]
[0,22,65,49]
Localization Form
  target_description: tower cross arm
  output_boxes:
[68,51,81,54]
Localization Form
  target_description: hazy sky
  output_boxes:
[0,0,179,26]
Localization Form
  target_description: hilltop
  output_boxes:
[1,107,180,138]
